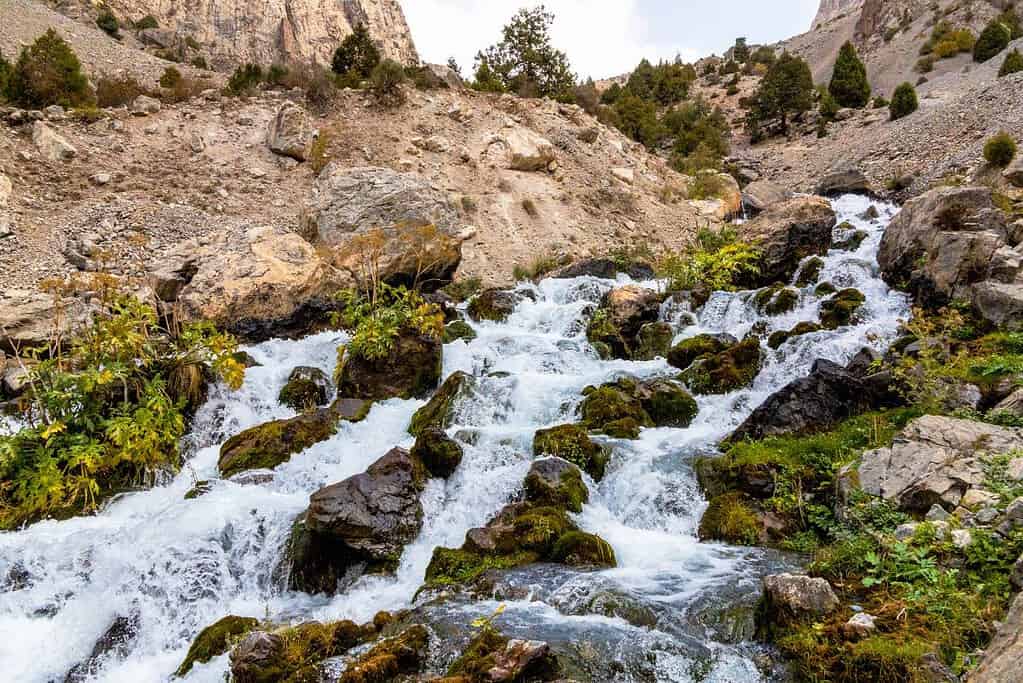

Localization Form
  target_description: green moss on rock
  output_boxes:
[423,547,539,587]
[768,322,822,349]
[796,257,825,287]
[176,615,260,676]
[218,409,338,478]
[638,378,699,428]
[634,322,673,361]
[814,282,837,296]
[442,320,477,344]
[754,285,800,316]
[579,380,653,438]
[338,625,429,683]
[820,288,866,329]
[447,627,509,679]
[550,531,617,567]
[680,338,763,395]
[408,371,475,437]
[524,458,589,513]
[667,334,734,371]
[278,367,331,411]
[467,289,517,322]
[410,428,464,479]
[532,424,610,481]
[698,492,760,545]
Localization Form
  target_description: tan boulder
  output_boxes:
[0,289,93,354]
[32,122,76,162]
[739,195,836,287]
[486,128,556,172]
[267,102,313,161]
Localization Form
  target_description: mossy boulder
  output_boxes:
[218,408,338,478]
[634,321,673,361]
[767,322,822,349]
[579,381,653,439]
[550,531,617,568]
[820,288,866,329]
[442,320,477,343]
[524,457,589,512]
[754,285,800,316]
[815,282,837,296]
[337,332,442,401]
[422,546,539,587]
[834,229,869,251]
[410,428,463,479]
[698,492,761,545]
[795,257,825,287]
[680,338,763,395]
[467,288,518,322]
[447,627,509,679]
[586,285,663,359]
[408,371,475,437]
[636,378,699,428]
[278,366,331,411]
[338,625,430,683]
[176,615,260,676]
[666,333,737,371]
[532,424,609,481]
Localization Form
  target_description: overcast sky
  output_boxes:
[400,1,821,80]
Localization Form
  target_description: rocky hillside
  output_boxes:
[43,0,418,69]
[812,0,865,29]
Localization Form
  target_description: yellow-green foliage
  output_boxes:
[698,492,759,545]
[0,297,244,529]
[656,227,760,292]
[332,283,444,363]
[175,615,259,676]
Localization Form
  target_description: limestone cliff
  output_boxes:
[812,0,865,28]
[102,0,418,68]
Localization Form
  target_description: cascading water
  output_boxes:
[0,194,910,682]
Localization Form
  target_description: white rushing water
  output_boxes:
[0,195,909,682]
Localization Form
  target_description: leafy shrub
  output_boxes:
[818,88,839,120]
[0,297,243,529]
[332,23,380,80]
[95,75,148,107]
[657,228,759,292]
[8,29,95,108]
[0,50,11,99]
[158,66,182,89]
[96,10,120,38]
[190,56,208,70]
[984,131,1017,167]
[368,58,406,106]
[225,63,263,95]
[872,95,889,108]
[889,82,918,120]
[829,41,870,108]
[1000,49,1023,77]
[134,15,159,30]
[915,54,936,73]
[332,283,444,363]
[974,18,1012,62]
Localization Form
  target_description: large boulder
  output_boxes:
[742,180,793,213]
[229,631,284,683]
[150,227,342,342]
[586,285,663,359]
[524,457,589,513]
[815,163,871,196]
[337,331,442,400]
[968,592,1023,682]
[408,371,475,436]
[533,424,610,481]
[424,63,464,89]
[278,366,331,410]
[267,101,313,161]
[485,128,556,171]
[218,408,338,478]
[290,448,426,594]
[0,289,93,355]
[728,359,891,442]
[877,186,1021,318]
[679,337,763,395]
[299,166,469,288]
[738,196,836,287]
[32,121,76,162]
[761,573,839,620]
[857,416,1023,511]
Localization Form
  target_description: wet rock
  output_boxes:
[64,615,138,682]
[229,631,284,683]
[267,101,313,161]
[278,366,331,410]
[857,416,1023,511]
[408,371,475,436]
[761,573,839,620]
[820,288,866,329]
[32,121,76,161]
[411,428,463,479]
[468,288,519,322]
[767,322,821,349]
[579,379,654,439]
[842,612,877,640]
[337,331,442,400]
[667,333,738,371]
[586,285,663,359]
[739,196,836,287]
[634,322,673,361]
[699,492,762,545]
[218,408,337,478]
[176,615,260,676]
[795,257,824,286]
[834,228,869,251]
[551,257,654,281]
[729,359,895,442]
[679,337,763,395]
[532,424,609,481]
[742,180,793,213]
[338,625,429,683]
[300,166,467,289]
[524,457,589,513]
[488,639,560,682]
[815,163,871,196]
[967,592,1023,682]
[753,285,800,315]
[443,320,477,343]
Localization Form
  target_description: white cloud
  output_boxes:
[400,1,699,80]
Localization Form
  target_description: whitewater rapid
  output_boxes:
[0,194,909,682]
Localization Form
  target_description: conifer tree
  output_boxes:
[332,24,380,79]
[829,41,870,108]
[8,29,93,108]
[999,48,1023,77]
[974,18,1012,63]
[889,82,918,120]
[750,52,814,134]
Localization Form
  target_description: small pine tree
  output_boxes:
[829,41,870,108]
[96,10,120,38]
[0,50,10,99]
[889,82,918,120]
[750,51,814,134]
[369,58,406,106]
[159,66,182,89]
[1000,49,1023,77]
[984,132,1017,167]
[733,37,750,63]
[974,19,1012,63]
[818,88,839,120]
[332,24,381,79]
[8,29,94,108]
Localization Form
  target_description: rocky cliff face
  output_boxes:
[812,0,865,28]
[103,0,418,68]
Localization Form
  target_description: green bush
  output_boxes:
[158,66,182,89]
[134,15,159,30]
[829,41,870,108]
[332,283,443,364]
[984,131,1017,167]
[818,88,839,120]
[225,63,263,95]
[332,23,380,80]
[96,10,120,38]
[368,58,406,105]
[95,75,147,107]
[0,297,243,529]
[974,18,1012,62]
[0,50,11,99]
[1000,49,1023,77]
[889,82,918,120]
[656,228,759,292]
[8,29,94,108]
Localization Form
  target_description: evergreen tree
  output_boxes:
[8,29,94,108]
[750,52,814,134]
[733,37,750,63]
[999,48,1023,77]
[974,18,1012,63]
[829,41,870,108]
[625,59,656,100]
[332,24,381,79]
[889,82,918,120]
[651,61,695,106]
[0,50,11,100]
[600,81,622,105]
[473,5,575,101]
[612,93,662,148]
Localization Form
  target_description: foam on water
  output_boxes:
[0,194,909,682]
